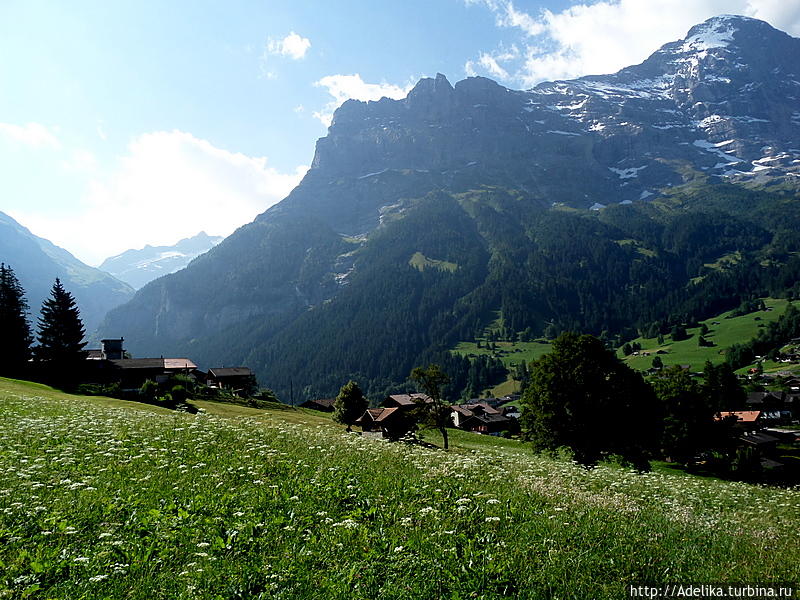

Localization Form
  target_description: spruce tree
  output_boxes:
[0,263,32,377]
[36,278,87,387]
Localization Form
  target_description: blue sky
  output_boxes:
[2,0,799,265]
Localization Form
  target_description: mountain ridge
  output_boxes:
[98,15,800,400]
[99,232,223,290]
[0,211,134,334]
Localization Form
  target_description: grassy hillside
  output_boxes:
[2,378,798,599]
[452,340,552,395]
[618,298,791,371]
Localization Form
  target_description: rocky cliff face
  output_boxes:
[278,14,799,234]
[98,15,800,377]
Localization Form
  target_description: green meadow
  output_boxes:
[618,298,792,372]
[2,378,799,599]
[452,340,552,395]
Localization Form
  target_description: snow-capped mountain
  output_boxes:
[295,14,799,228]
[99,232,222,289]
[99,15,800,400]
[528,15,800,191]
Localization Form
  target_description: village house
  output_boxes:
[84,337,199,390]
[714,409,791,430]
[206,367,255,395]
[450,401,514,435]
[355,393,432,439]
[299,397,336,412]
[108,357,198,391]
[746,391,785,409]
[85,338,126,361]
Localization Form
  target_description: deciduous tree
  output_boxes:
[410,364,452,450]
[651,366,713,465]
[333,380,368,432]
[520,332,658,470]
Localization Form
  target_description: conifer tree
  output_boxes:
[35,279,87,387]
[0,264,32,377]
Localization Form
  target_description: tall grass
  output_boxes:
[1,381,798,599]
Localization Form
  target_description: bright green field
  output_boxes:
[452,340,553,396]
[2,378,799,599]
[619,298,791,372]
[452,340,552,367]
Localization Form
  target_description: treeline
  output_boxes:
[520,332,771,480]
[0,264,87,388]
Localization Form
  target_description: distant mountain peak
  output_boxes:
[99,231,222,290]
[0,210,133,334]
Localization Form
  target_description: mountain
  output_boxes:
[99,16,800,401]
[99,232,223,290]
[0,211,134,334]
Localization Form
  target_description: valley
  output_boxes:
[4,7,800,600]
[93,15,800,404]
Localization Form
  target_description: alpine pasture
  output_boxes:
[1,379,798,599]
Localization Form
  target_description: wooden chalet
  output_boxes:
[450,401,513,435]
[356,407,413,439]
[107,357,198,390]
[746,391,784,409]
[714,410,764,430]
[207,367,254,393]
[714,409,791,429]
[739,430,780,452]
[354,393,432,439]
[460,412,512,435]
[300,397,336,412]
[382,393,433,408]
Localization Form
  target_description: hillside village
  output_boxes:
[70,333,800,481]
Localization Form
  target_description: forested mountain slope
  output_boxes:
[99,15,800,401]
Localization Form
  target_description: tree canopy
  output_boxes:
[520,332,658,470]
[333,380,368,432]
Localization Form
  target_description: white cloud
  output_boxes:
[267,31,311,60]
[466,0,545,36]
[0,122,60,149]
[465,47,519,81]
[59,149,98,174]
[312,74,414,126]
[467,0,800,86]
[15,130,307,266]
[499,2,546,36]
